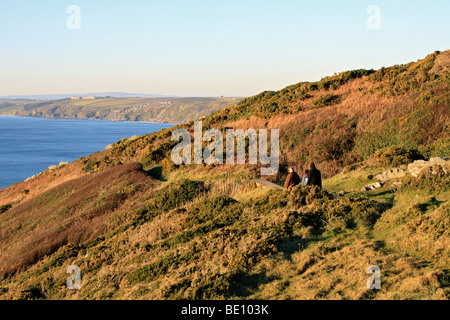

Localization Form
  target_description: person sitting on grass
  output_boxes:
[284,167,301,189]
[301,169,309,185]
[306,162,322,189]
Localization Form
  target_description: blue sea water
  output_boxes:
[0,116,174,189]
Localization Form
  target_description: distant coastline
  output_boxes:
[0,96,240,124]
[0,114,178,125]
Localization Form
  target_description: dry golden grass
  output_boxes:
[0,161,84,205]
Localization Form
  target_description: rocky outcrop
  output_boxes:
[361,182,385,192]
[48,162,69,171]
[408,157,450,177]
[375,168,406,182]
[360,157,449,192]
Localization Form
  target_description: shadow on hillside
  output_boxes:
[145,166,166,181]
[417,196,445,211]
[373,239,386,252]
[229,271,274,298]
[364,189,396,216]
[366,189,396,197]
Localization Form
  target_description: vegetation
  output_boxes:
[0,50,448,300]
[0,204,12,214]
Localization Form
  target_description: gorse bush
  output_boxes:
[286,186,381,232]
[312,94,340,108]
[365,146,424,167]
[127,247,202,286]
[428,138,450,158]
[317,69,375,90]
[368,51,443,96]
[0,204,12,214]
[83,160,100,173]
[215,69,373,121]
[148,179,206,212]
[288,185,331,207]
[183,195,240,228]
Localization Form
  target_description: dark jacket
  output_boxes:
[284,172,301,189]
[306,163,322,188]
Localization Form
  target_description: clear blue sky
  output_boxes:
[0,0,448,97]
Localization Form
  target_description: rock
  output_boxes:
[25,175,36,182]
[375,168,406,181]
[105,144,113,150]
[372,182,382,189]
[361,182,384,191]
[47,162,68,171]
[408,157,450,177]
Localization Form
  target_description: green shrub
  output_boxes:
[366,146,424,167]
[16,287,45,300]
[287,186,380,233]
[149,179,206,212]
[318,69,375,90]
[183,195,240,228]
[429,138,450,158]
[0,204,12,214]
[83,161,100,173]
[127,253,179,285]
[140,149,164,168]
[252,190,289,213]
[163,273,233,300]
[288,185,332,208]
[189,273,232,299]
[127,247,201,285]
[312,94,340,108]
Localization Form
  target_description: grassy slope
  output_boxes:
[0,97,240,123]
[0,51,448,300]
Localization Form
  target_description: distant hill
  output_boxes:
[0,92,178,100]
[0,97,242,124]
[0,50,448,300]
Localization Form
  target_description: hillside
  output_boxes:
[0,50,448,300]
[0,97,240,124]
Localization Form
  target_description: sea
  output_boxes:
[0,116,174,189]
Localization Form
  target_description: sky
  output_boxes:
[0,0,449,97]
